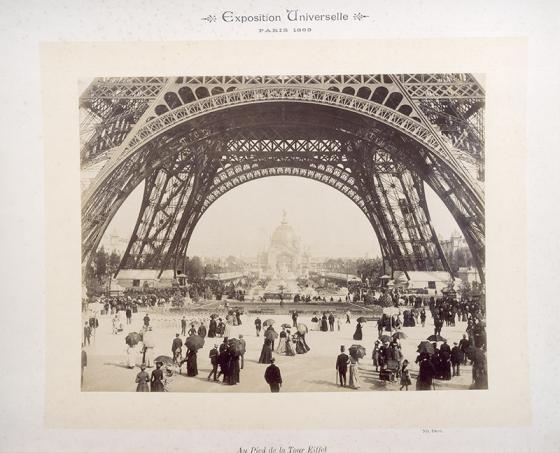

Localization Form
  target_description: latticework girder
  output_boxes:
[80,75,485,282]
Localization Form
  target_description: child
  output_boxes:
[400,359,412,391]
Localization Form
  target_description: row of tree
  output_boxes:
[322,257,385,281]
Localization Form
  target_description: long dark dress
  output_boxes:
[186,350,198,376]
[258,338,273,364]
[150,368,164,392]
[416,358,435,390]
[353,322,363,341]
[208,319,217,338]
[232,356,240,384]
[301,334,310,352]
[285,338,295,356]
[223,350,235,385]
[295,333,309,354]
[320,316,328,332]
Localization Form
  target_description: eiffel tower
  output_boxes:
[80,74,485,281]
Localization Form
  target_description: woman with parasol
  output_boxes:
[258,337,273,364]
[353,320,363,341]
[185,348,198,377]
[348,355,360,389]
[416,354,435,390]
[276,327,287,354]
[264,323,278,350]
[126,344,136,369]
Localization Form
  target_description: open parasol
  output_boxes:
[281,323,291,329]
[417,341,435,355]
[349,344,366,359]
[297,323,308,334]
[184,335,205,351]
[392,331,407,340]
[426,334,447,342]
[263,319,275,327]
[311,316,319,323]
[380,335,392,343]
[357,316,367,323]
[153,355,174,366]
[228,338,244,357]
[125,332,142,347]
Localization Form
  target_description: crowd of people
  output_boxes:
[82,286,487,393]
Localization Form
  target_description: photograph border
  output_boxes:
[43,38,528,429]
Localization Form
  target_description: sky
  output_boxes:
[102,175,462,259]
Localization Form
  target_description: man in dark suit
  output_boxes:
[264,358,282,392]
[238,334,246,369]
[450,342,463,376]
[328,313,335,331]
[336,345,349,386]
[459,334,470,365]
[207,344,219,381]
[171,333,183,363]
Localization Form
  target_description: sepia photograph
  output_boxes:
[79,74,487,394]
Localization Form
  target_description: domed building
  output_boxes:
[258,212,310,279]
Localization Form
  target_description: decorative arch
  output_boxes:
[82,87,484,280]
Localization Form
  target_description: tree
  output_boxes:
[94,247,108,280]
[108,251,121,275]
[185,256,204,282]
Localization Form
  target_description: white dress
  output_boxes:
[349,360,360,389]
[126,346,136,368]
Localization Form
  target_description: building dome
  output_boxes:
[270,214,299,251]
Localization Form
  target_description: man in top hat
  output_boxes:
[264,358,282,392]
[336,345,349,387]
[440,339,451,356]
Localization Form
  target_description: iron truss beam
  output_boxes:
[117,135,450,278]
[81,78,485,282]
